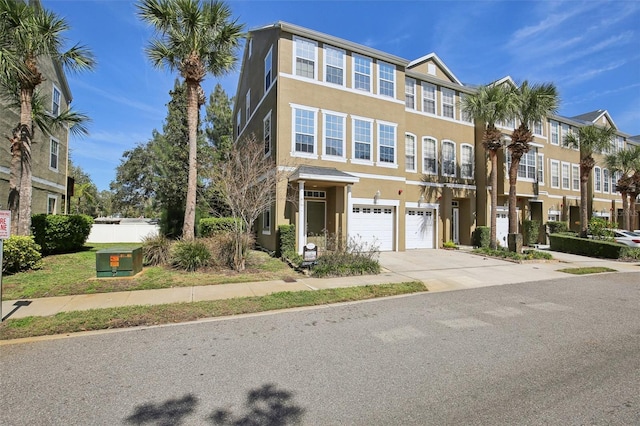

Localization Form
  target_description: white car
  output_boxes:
[612,230,640,248]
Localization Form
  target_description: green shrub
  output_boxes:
[311,237,380,278]
[523,220,540,246]
[201,232,236,268]
[443,240,459,249]
[199,217,242,237]
[31,214,93,255]
[472,226,490,248]
[619,247,640,261]
[549,233,625,259]
[278,224,296,258]
[170,239,212,271]
[2,236,42,274]
[588,217,615,239]
[141,233,172,266]
[473,246,552,261]
[547,221,569,234]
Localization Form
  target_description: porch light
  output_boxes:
[374,190,381,204]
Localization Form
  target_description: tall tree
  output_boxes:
[111,141,157,217]
[204,82,234,164]
[138,0,243,239]
[507,81,559,244]
[605,145,640,230]
[461,84,516,249]
[68,161,98,215]
[564,124,617,237]
[0,0,95,235]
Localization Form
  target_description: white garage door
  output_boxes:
[405,209,434,249]
[496,212,508,247]
[349,205,394,251]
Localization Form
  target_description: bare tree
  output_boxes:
[206,135,290,271]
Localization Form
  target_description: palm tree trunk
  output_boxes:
[8,127,22,236]
[508,155,520,235]
[579,170,590,238]
[621,192,629,230]
[182,80,199,240]
[17,87,34,236]
[489,149,498,249]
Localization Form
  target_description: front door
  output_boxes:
[306,200,326,247]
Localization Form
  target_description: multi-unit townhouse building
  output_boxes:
[0,39,73,217]
[233,21,639,254]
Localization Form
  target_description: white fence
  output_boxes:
[87,219,160,243]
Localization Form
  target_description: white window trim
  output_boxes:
[352,53,372,94]
[460,143,474,179]
[377,60,396,98]
[293,36,318,80]
[376,120,398,168]
[264,46,273,92]
[321,110,347,162]
[245,89,251,122]
[49,137,60,172]
[263,111,272,157]
[323,45,345,87]
[550,159,560,189]
[351,115,374,166]
[405,133,417,173]
[602,168,610,194]
[290,103,319,159]
[52,84,61,116]
[572,164,580,191]
[441,88,456,120]
[422,82,437,115]
[537,153,545,186]
[550,120,559,146]
[262,209,271,235]
[47,194,57,214]
[422,136,438,175]
[405,77,416,110]
[594,166,602,192]
[561,161,570,190]
[441,139,456,177]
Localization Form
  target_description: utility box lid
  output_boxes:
[96,247,143,278]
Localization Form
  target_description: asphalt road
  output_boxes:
[1,272,639,425]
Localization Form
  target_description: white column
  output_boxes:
[346,185,352,243]
[298,181,305,254]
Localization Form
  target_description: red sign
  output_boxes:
[0,210,10,239]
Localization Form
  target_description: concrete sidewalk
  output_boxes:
[2,249,638,320]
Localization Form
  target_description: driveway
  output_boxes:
[378,248,639,292]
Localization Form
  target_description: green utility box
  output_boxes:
[96,247,143,278]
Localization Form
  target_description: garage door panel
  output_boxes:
[406,209,434,249]
[349,205,394,251]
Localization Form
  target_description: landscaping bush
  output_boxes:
[549,233,625,259]
[200,217,242,237]
[31,214,93,255]
[472,226,490,248]
[311,237,380,278]
[2,235,42,274]
[170,239,212,271]
[141,233,172,266]
[278,224,296,258]
[546,221,569,234]
[443,240,459,249]
[201,232,236,268]
[588,217,615,239]
[523,220,540,246]
[619,247,640,261]
[473,246,552,261]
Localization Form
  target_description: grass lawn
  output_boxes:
[556,267,617,275]
[2,243,302,300]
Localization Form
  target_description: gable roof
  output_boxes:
[406,53,462,86]
[570,109,617,130]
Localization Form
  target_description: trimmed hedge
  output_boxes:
[547,221,569,234]
[523,220,540,246]
[31,214,93,255]
[2,235,42,274]
[199,217,242,237]
[549,233,626,259]
[278,224,295,258]
[472,226,490,248]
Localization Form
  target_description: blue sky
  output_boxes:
[45,0,640,192]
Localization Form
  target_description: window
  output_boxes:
[52,86,61,116]
[353,118,372,162]
[550,121,559,145]
[378,122,396,165]
[378,61,395,97]
[263,112,272,156]
[612,171,620,193]
[236,112,241,137]
[262,209,271,235]
[405,78,415,109]
[405,134,416,172]
[293,107,316,155]
[442,140,456,176]
[460,94,472,123]
[520,150,537,180]
[353,54,371,92]
[264,48,273,91]
[248,38,252,57]
[49,138,59,170]
[594,166,602,192]
[294,36,316,79]
[603,169,610,193]
[561,124,570,147]
[616,136,624,152]
[550,160,560,188]
[422,83,436,114]
[537,154,544,184]
[423,137,437,175]
[324,45,344,85]
[47,195,57,214]
[461,144,473,178]
[533,121,543,136]
[561,162,570,189]
[323,112,345,158]
[572,165,580,191]
[245,90,251,120]
[441,88,455,119]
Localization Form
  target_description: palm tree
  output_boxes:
[507,81,559,248]
[461,84,516,249]
[605,145,640,230]
[564,124,617,237]
[0,0,95,235]
[138,0,244,240]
